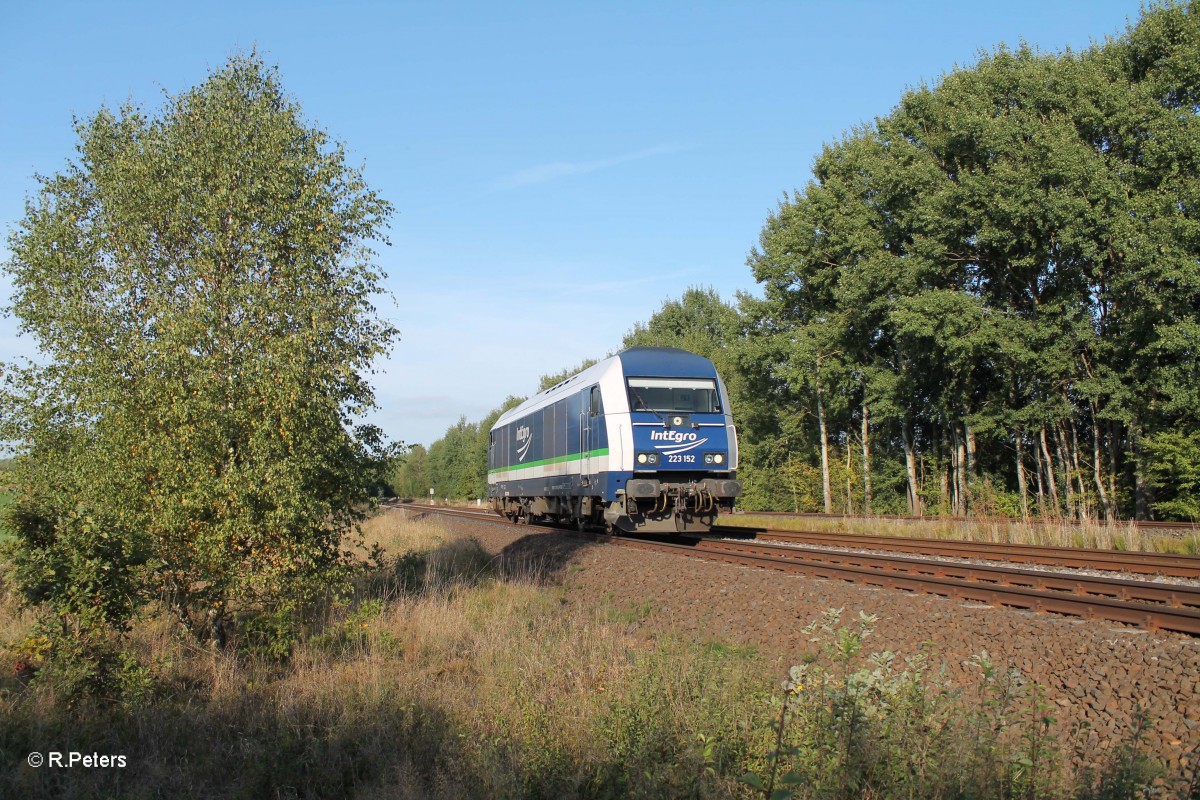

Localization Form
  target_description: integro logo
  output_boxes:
[516,425,533,461]
[650,430,698,444]
[650,429,709,456]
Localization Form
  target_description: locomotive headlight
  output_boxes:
[714,453,725,464]
[636,452,659,467]
[637,453,648,465]
[703,453,714,465]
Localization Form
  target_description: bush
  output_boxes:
[739,608,1173,800]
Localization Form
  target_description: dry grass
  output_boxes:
[0,511,1180,799]
[359,509,455,554]
[721,513,1200,555]
[0,513,768,799]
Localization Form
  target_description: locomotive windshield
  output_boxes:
[626,377,722,414]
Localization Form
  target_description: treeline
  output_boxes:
[391,410,508,501]
[735,2,1200,521]
[404,3,1200,521]
[392,364,598,500]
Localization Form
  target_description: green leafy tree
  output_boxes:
[622,287,738,362]
[538,358,601,391]
[0,53,396,679]
[1144,431,1200,520]
[743,4,1200,521]
[391,444,429,500]
[426,416,483,500]
[421,395,526,501]
[621,287,745,449]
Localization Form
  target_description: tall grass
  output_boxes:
[0,514,767,798]
[0,512,1183,798]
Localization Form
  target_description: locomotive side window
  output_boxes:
[627,377,721,414]
[589,385,601,416]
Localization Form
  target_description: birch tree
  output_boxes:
[1,53,396,683]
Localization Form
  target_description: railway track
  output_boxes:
[388,503,1200,636]
[714,525,1200,579]
[626,535,1200,636]
[740,509,1200,534]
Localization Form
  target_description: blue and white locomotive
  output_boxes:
[487,347,742,533]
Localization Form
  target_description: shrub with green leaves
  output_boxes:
[1144,430,1200,521]
[0,52,396,692]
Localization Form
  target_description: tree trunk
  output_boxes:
[788,458,799,513]
[1067,416,1090,520]
[966,421,978,481]
[845,444,853,514]
[1108,420,1120,518]
[1088,403,1112,522]
[1131,421,1151,520]
[902,417,921,516]
[954,424,968,516]
[1053,423,1076,519]
[1040,426,1059,517]
[918,441,926,496]
[951,427,959,516]
[816,382,832,515]
[1034,435,1046,517]
[861,404,872,515]
[1015,428,1030,520]
[938,429,950,516]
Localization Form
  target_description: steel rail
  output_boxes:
[711,525,1200,579]
[690,537,1200,609]
[737,510,1199,533]
[618,536,1200,636]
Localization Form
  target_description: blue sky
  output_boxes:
[1,1,1145,447]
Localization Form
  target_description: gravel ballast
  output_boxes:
[405,510,1200,784]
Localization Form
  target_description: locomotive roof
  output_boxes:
[491,347,719,429]
[617,347,719,378]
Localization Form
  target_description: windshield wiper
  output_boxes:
[630,390,667,425]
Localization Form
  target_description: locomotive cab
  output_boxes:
[618,373,740,532]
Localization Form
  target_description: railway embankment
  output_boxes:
[425,508,1200,785]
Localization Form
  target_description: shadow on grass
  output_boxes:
[350,529,596,607]
[494,531,598,584]
[0,691,483,800]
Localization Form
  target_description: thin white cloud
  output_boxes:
[577,269,693,294]
[492,143,686,191]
